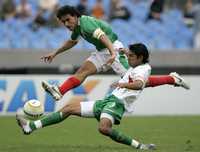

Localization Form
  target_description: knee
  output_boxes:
[73,73,86,82]
[60,105,72,117]
[98,124,111,136]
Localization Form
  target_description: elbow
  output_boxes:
[69,39,78,44]
[137,85,143,90]
[133,85,143,90]
[137,82,144,90]
[131,81,144,90]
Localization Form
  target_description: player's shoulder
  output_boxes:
[134,63,151,71]
[80,15,88,20]
[80,15,97,29]
[80,15,95,23]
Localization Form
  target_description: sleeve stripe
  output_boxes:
[93,28,105,39]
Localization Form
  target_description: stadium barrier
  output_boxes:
[0,49,200,68]
[0,75,199,116]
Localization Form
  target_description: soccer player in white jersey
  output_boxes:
[17,43,156,150]
[40,5,189,101]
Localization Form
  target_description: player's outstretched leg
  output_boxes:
[16,101,81,135]
[42,76,81,101]
[147,72,190,90]
[42,61,97,101]
[42,81,63,101]
[137,143,156,150]
[99,118,156,150]
[16,114,32,135]
[108,129,156,150]
[16,111,66,135]
[170,72,190,89]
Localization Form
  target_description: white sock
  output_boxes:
[131,139,140,148]
[34,120,42,129]
[24,121,32,132]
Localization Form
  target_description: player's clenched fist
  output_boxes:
[41,52,57,63]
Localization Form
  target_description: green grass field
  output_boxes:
[0,116,200,152]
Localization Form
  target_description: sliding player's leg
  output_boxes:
[16,100,87,135]
[94,96,155,150]
[98,117,155,150]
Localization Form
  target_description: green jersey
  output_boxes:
[71,15,118,51]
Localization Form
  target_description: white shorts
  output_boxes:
[87,40,128,77]
[80,101,114,124]
[80,101,95,117]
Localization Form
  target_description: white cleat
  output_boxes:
[170,72,190,90]
[137,143,156,150]
[16,115,32,135]
[41,81,62,101]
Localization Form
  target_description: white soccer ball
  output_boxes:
[23,99,44,120]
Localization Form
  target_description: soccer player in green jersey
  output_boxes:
[17,43,156,150]
[40,5,190,101]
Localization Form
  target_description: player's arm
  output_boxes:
[55,39,78,56]
[119,48,129,56]
[115,79,144,90]
[41,39,78,63]
[99,34,116,57]
[93,28,116,65]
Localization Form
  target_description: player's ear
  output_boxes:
[138,55,144,63]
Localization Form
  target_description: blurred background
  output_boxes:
[0,0,200,74]
[0,0,200,50]
[0,0,200,115]
[0,2,200,151]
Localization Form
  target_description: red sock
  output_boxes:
[59,76,81,95]
[148,75,175,87]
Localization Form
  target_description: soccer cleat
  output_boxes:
[137,143,156,150]
[170,72,190,90]
[16,115,32,135]
[41,81,62,101]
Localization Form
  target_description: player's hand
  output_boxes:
[110,81,118,89]
[119,48,129,55]
[111,82,126,88]
[106,54,116,67]
[41,52,56,63]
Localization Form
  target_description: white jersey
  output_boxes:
[112,63,151,112]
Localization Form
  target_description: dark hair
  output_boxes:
[56,5,81,19]
[129,43,149,63]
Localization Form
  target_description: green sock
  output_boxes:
[29,111,65,130]
[109,129,132,146]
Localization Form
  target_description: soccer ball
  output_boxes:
[23,99,44,120]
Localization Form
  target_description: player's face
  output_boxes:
[60,14,78,31]
[127,51,143,67]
